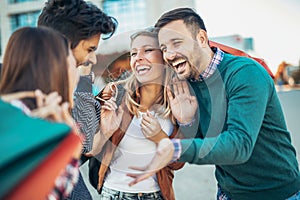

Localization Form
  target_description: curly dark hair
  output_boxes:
[38,0,118,49]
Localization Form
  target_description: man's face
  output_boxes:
[72,34,101,67]
[158,20,202,80]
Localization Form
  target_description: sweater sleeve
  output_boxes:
[179,63,274,165]
[72,75,100,154]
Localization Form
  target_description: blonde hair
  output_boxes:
[115,29,175,123]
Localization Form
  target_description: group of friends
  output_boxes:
[0,0,299,199]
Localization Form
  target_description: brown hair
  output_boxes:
[38,0,117,48]
[0,26,70,109]
[155,7,207,38]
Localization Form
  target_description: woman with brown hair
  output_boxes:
[0,26,78,112]
[0,26,81,199]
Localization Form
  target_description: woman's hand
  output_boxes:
[0,91,36,102]
[141,111,168,143]
[1,90,81,139]
[100,97,124,139]
[31,90,80,135]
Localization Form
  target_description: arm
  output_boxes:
[72,74,100,154]
[180,64,272,165]
[86,93,124,156]
[85,130,108,157]
[127,62,273,184]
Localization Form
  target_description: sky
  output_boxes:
[195,0,300,73]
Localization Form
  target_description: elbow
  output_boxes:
[232,137,254,164]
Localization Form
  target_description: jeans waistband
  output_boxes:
[101,186,162,199]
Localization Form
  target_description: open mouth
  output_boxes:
[171,58,187,74]
[136,65,151,75]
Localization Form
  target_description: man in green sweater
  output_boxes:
[127,8,300,200]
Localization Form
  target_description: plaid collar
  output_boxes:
[191,47,224,82]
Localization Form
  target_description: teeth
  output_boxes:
[136,65,150,73]
[172,58,186,67]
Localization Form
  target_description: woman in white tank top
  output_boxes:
[90,28,184,200]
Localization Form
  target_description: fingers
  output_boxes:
[173,81,179,96]
[189,96,198,108]
[127,173,154,187]
[45,92,62,106]
[0,91,36,102]
[117,105,124,118]
[141,114,152,135]
[181,81,191,95]
[114,106,124,128]
[35,89,45,108]
[141,111,153,124]
[141,112,157,130]
[31,106,53,118]
[102,98,117,111]
[141,123,152,136]
[127,166,156,186]
[177,81,184,94]
[128,166,148,171]
[35,90,62,108]
[167,87,174,101]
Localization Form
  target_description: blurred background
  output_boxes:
[0,0,299,199]
[1,0,300,85]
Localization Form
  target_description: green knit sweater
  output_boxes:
[179,53,300,200]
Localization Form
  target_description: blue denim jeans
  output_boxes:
[100,186,164,200]
[217,185,300,200]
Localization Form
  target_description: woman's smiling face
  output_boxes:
[130,35,166,85]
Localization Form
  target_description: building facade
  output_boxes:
[0,0,195,61]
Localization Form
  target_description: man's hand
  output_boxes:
[168,79,198,124]
[127,138,174,186]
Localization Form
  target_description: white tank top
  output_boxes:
[103,110,174,193]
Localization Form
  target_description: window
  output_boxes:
[8,0,39,4]
[10,11,40,31]
[103,0,146,34]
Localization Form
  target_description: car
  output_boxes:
[284,65,300,86]
[275,62,300,87]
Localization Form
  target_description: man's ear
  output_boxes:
[196,30,209,47]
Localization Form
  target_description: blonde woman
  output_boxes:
[89,28,184,200]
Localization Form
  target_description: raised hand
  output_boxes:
[141,111,168,143]
[1,90,81,138]
[100,97,124,139]
[31,90,77,129]
[168,79,198,124]
[127,138,174,186]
